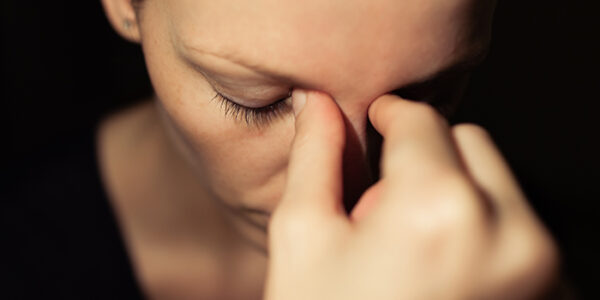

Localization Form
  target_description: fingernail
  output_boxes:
[292,89,307,117]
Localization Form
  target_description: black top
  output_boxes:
[2,127,144,299]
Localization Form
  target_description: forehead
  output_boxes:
[165,0,490,98]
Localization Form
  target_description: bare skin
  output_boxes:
[266,90,557,300]
[98,101,267,299]
[99,0,556,299]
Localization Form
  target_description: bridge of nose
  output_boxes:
[323,90,384,213]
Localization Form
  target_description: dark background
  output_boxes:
[2,0,598,298]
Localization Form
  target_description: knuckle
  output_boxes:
[408,102,447,126]
[403,176,484,238]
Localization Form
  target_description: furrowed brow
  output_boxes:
[182,41,488,90]
[181,43,300,84]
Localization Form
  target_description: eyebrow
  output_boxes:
[183,42,488,89]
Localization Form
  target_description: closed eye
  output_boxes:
[211,88,293,127]
[211,66,470,127]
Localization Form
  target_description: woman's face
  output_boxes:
[132,0,494,242]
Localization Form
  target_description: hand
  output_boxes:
[264,89,558,300]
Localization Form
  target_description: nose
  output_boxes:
[334,96,383,214]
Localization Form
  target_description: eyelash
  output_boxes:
[211,89,293,127]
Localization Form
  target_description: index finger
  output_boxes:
[368,95,465,182]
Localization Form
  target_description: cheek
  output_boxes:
[172,103,295,212]
[145,50,295,211]
[141,18,295,211]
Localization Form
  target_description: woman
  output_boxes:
[8,0,558,299]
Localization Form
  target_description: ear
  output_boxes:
[101,0,141,43]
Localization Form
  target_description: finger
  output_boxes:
[365,95,487,238]
[451,124,526,213]
[452,125,559,298]
[474,213,559,300]
[367,95,466,187]
[277,89,346,219]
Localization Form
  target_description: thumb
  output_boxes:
[276,89,347,220]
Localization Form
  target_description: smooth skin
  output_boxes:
[266,90,557,299]
[99,0,557,298]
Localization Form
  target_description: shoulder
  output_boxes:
[97,99,158,154]
[96,99,164,210]
[3,102,148,299]
[4,99,157,205]
[96,99,160,189]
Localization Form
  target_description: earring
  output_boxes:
[124,19,132,30]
